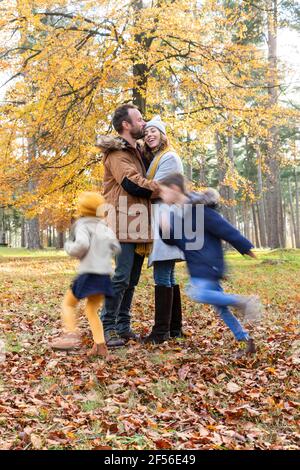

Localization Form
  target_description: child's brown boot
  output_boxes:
[51,332,81,351]
[87,342,108,358]
[234,338,256,359]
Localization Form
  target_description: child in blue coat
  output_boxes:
[159,173,261,358]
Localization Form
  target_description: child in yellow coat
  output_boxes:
[51,192,120,357]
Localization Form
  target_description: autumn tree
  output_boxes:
[0,0,299,247]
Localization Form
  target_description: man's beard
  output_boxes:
[130,127,145,140]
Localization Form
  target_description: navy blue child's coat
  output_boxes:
[160,192,253,280]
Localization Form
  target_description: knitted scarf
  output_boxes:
[135,147,173,257]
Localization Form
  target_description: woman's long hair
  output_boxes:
[143,131,170,162]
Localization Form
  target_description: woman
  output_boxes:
[143,116,185,344]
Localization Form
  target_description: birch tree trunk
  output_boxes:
[288,179,297,248]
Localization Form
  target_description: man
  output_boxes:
[97,104,161,347]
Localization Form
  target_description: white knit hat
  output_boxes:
[145,115,166,135]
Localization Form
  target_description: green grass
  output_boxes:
[152,378,189,401]
[225,247,300,265]
[1,246,299,262]
[0,247,66,257]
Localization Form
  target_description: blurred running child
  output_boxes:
[51,192,120,357]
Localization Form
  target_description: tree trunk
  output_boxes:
[216,132,236,227]
[265,0,283,248]
[288,202,296,248]
[227,134,236,226]
[21,218,26,247]
[280,183,286,248]
[26,217,42,250]
[8,222,11,247]
[47,226,52,247]
[40,228,44,248]
[294,168,300,247]
[132,1,153,114]
[216,132,224,185]
[265,160,282,248]
[252,205,260,247]
[256,150,267,247]
[186,162,193,181]
[216,132,229,230]
[243,203,250,240]
[184,131,194,182]
[56,231,65,249]
[132,62,148,115]
[288,178,297,248]
[26,136,42,249]
[198,155,207,186]
[0,208,6,245]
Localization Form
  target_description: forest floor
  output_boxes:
[0,248,299,450]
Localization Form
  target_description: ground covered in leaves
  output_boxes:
[0,249,299,450]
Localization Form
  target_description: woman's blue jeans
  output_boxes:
[153,260,176,287]
[187,277,249,341]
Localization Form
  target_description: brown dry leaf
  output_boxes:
[155,438,172,449]
[94,445,113,450]
[178,364,190,380]
[46,359,60,370]
[198,425,210,437]
[266,367,277,375]
[30,433,43,449]
[155,401,164,413]
[226,382,241,394]
[1,254,299,450]
[127,368,139,377]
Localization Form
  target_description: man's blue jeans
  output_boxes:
[101,243,144,335]
[187,278,249,341]
[153,260,176,287]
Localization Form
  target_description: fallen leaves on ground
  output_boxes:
[0,251,299,450]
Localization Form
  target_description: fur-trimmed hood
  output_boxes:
[188,189,220,208]
[96,135,127,157]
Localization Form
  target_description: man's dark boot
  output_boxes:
[104,330,125,348]
[169,284,184,338]
[119,330,140,342]
[143,286,173,344]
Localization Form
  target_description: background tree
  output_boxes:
[0,0,299,248]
